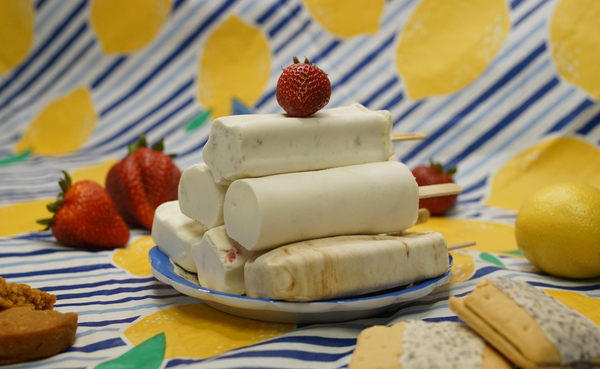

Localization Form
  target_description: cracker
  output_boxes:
[0,277,56,310]
[349,320,511,369]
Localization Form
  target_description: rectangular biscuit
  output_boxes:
[449,277,600,369]
[348,320,511,369]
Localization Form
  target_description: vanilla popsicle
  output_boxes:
[178,163,228,229]
[202,103,394,185]
[224,161,420,251]
[190,226,266,295]
[151,201,206,272]
[245,231,448,301]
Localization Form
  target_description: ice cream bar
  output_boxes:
[224,161,419,251]
[190,226,266,295]
[178,163,228,229]
[202,103,394,185]
[244,231,448,301]
[151,201,206,272]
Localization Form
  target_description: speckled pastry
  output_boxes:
[348,321,511,369]
[449,277,600,369]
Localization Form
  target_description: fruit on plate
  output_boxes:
[106,134,181,230]
[276,56,331,117]
[411,160,458,215]
[37,171,129,249]
[515,182,600,279]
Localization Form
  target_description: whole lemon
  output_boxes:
[515,182,600,279]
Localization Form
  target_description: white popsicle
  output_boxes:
[224,161,420,251]
[151,201,206,272]
[202,103,394,185]
[244,231,449,301]
[190,226,266,295]
[178,163,228,229]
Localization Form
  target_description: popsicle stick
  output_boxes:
[418,183,462,199]
[391,133,427,142]
[415,208,430,225]
[447,242,476,250]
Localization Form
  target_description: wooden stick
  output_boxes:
[447,242,476,250]
[391,133,427,142]
[415,208,430,225]
[418,183,462,199]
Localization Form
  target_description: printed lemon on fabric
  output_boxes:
[0,0,34,74]
[197,15,271,119]
[91,0,171,54]
[396,0,510,99]
[303,0,384,38]
[125,304,294,359]
[487,137,600,211]
[14,87,97,155]
[550,0,600,100]
[113,236,155,277]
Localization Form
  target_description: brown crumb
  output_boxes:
[0,277,56,311]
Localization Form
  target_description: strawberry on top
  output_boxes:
[106,134,181,230]
[276,56,331,117]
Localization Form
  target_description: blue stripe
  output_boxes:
[257,0,288,24]
[76,328,120,339]
[268,4,302,38]
[0,0,87,99]
[35,0,49,10]
[311,39,341,65]
[402,42,547,163]
[447,77,559,168]
[99,0,236,117]
[43,277,156,291]
[461,178,487,194]
[15,270,128,285]
[511,0,526,9]
[173,135,209,159]
[513,0,551,28]
[91,56,127,90]
[76,302,182,316]
[331,34,395,90]
[393,100,425,126]
[0,248,80,258]
[55,285,174,300]
[274,19,311,55]
[88,79,193,148]
[78,316,140,327]
[0,253,107,268]
[68,338,126,353]
[95,97,195,156]
[361,77,399,107]
[380,91,403,111]
[547,98,594,134]
[172,0,187,12]
[577,109,600,135]
[2,264,116,279]
[0,22,89,111]
[55,293,184,307]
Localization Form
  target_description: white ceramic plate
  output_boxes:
[150,246,453,324]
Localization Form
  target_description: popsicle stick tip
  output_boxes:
[447,242,476,250]
[416,208,430,225]
[418,183,463,199]
[390,133,427,142]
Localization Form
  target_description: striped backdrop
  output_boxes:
[1,0,599,368]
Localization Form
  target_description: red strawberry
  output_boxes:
[276,56,331,117]
[37,171,129,249]
[412,160,458,215]
[106,134,181,230]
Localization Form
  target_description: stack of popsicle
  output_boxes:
[151,103,461,301]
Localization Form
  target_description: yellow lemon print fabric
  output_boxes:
[125,304,294,359]
[197,15,271,119]
[396,0,510,99]
[409,217,517,253]
[91,0,171,54]
[14,87,97,155]
[303,0,384,38]
[487,137,600,211]
[0,0,34,74]
[550,0,600,100]
[113,236,155,277]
